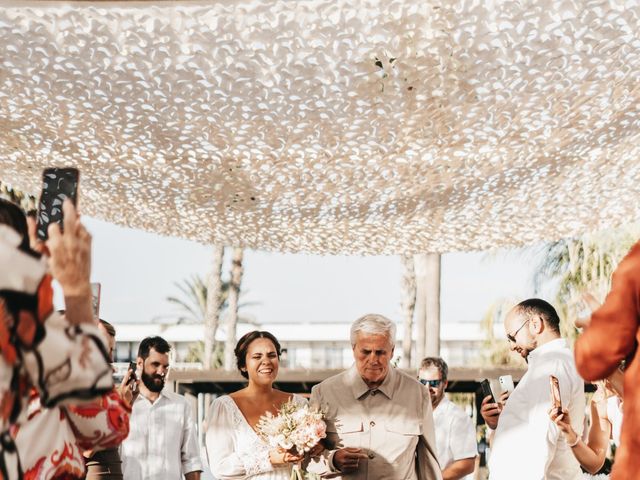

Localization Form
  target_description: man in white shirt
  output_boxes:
[480,298,585,480]
[120,336,202,480]
[419,357,476,480]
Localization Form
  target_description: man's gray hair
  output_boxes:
[350,314,396,347]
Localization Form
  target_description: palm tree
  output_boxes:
[532,224,640,338]
[204,245,225,368]
[413,253,442,363]
[166,264,229,368]
[166,274,230,324]
[478,225,640,366]
[223,247,244,370]
[424,253,441,357]
[477,298,524,367]
[413,254,428,363]
[400,254,416,368]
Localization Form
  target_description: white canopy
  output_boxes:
[1,1,639,254]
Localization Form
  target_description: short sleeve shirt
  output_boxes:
[433,397,477,479]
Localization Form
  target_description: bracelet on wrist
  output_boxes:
[567,435,580,448]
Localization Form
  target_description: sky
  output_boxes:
[81,217,545,326]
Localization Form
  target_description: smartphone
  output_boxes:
[36,167,79,240]
[127,362,138,392]
[91,282,101,319]
[480,379,495,403]
[499,375,515,395]
[128,361,138,385]
[550,375,562,415]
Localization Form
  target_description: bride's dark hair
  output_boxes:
[235,330,281,379]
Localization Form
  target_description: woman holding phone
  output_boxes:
[0,198,131,480]
[549,381,621,478]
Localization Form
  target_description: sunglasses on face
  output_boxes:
[419,379,442,388]
[506,318,530,343]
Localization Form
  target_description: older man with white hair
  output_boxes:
[306,314,442,479]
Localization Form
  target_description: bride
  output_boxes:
[206,331,315,479]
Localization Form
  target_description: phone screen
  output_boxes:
[550,375,562,415]
[36,167,79,240]
[128,362,137,382]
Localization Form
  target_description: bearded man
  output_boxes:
[119,336,202,480]
[480,299,585,480]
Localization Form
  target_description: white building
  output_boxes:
[112,320,498,369]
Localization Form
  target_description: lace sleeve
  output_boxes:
[206,396,274,479]
[242,438,273,476]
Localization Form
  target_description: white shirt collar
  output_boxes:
[433,395,451,415]
[136,389,169,405]
[528,337,567,362]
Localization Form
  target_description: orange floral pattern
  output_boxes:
[15,390,130,480]
[0,241,122,480]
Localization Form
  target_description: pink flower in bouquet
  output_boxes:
[256,399,326,454]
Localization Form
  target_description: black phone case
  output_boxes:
[128,362,138,383]
[480,379,495,402]
[36,167,79,240]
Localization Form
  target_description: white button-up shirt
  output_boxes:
[488,339,585,480]
[433,397,477,480]
[120,389,202,479]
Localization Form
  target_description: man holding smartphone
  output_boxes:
[481,299,585,480]
[119,336,202,480]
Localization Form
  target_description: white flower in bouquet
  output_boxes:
[256,399,326,479]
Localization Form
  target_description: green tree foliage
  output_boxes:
[479,225,640,366]
[185,341,224,368]
[478,298,524,367]
[532,224,640,339]
[166,274,230,324]
[166,273,256,366]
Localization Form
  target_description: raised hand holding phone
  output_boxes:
[550,375,562,416]
[128,362,138,385]
[480,379,502,429]
[480,379,496,403]
[36,167,79,241]
[47,200,92,296]
[119,362,140,405]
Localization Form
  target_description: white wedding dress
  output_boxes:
[205,394,306,479]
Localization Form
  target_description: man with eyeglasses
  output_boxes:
[419,357,477,480]
[480,298,585,480]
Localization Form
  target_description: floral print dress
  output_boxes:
[0,226,130,479]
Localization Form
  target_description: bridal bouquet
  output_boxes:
[256,399,326,480]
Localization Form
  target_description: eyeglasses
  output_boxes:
[419,379,442,388]
[507,318,530,343]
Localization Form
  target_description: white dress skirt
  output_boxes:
[205,394,306,479]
